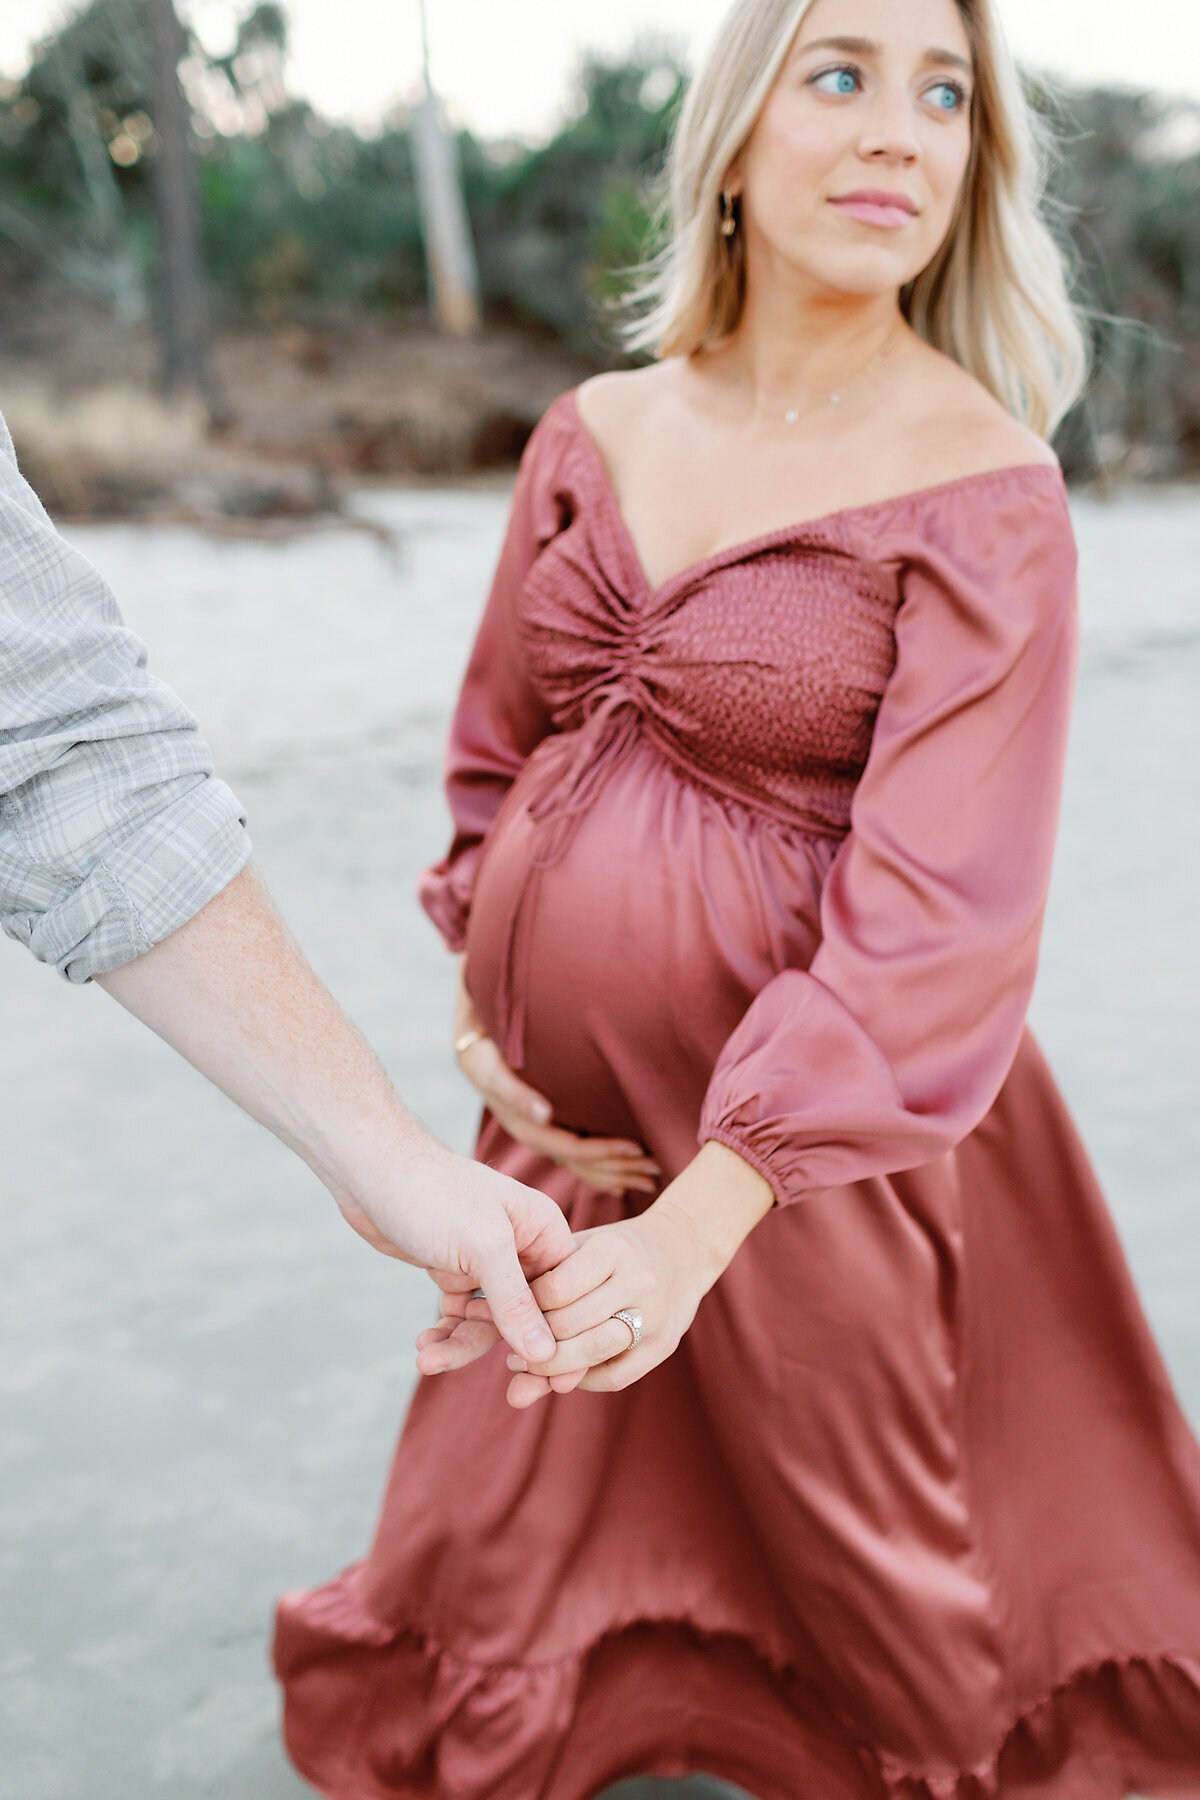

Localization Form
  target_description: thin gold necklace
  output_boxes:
[780,324,902,426]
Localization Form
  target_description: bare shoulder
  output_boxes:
[899,340,1060,480]
[574,362,680,455]
[940,379,1061,475]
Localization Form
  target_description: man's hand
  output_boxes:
[96,866,573,1363]
[340,1144,573,1366]
[417,1142,774,1401]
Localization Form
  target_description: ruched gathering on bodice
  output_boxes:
[275,391,1200,1800]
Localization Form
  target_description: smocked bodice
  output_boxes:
[519,415,902,839]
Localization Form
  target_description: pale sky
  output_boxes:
[2,0,1198,140]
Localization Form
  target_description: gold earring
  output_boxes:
[720,191,738,237]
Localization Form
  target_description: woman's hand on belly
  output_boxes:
[454,958,661,1196]
[503,1143,776,1407]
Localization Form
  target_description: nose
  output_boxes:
[857,85,920,164]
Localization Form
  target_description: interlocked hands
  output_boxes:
[417,968,775,1405]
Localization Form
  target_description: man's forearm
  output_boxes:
[95,864,571,1361]
[96,865,427,1227]
[0,400,569,1361]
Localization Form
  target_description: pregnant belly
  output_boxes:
[464,741,833,1157]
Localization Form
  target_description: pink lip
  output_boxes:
[829,190,918,229]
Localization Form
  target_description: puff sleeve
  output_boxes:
[700,472,1079,1202]
[417,408,567,950]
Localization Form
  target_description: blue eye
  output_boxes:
[812,66,861,97]
[927,80,967,112]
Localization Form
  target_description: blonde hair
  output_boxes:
[622,0,1088,438]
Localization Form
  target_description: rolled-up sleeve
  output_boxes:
[0,412,251,982]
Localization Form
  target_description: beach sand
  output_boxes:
[1,484,1197,1799]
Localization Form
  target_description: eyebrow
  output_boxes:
[797,35,974,77]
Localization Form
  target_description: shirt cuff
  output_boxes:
[6,774,252,983]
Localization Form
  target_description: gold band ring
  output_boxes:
[455,1028,488,1057]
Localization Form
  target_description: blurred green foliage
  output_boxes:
[198,118,426,310]
[461,54,684,347]
[0,0,680,335]
[1,0,1199,471]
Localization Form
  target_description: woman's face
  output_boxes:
[734,0,976,300]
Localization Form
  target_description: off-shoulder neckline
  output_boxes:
[561,387,1065,601]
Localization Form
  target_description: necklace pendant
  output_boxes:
[784,408,800,425]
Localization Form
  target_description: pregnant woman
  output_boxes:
[275,0,1200,1794]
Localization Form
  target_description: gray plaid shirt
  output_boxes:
[0,411,250,982]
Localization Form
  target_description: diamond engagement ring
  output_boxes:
[612,1309,644,1350]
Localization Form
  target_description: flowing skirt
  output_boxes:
[274,1030,1200,1799]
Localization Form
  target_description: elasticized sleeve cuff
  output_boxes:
[700,1124,798,1208]
[417,845,484,954]
[2,773,251,982]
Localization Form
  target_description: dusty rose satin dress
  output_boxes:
[274,392,1200,1800]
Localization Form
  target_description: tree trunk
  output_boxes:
[146,0,211,401]
[413,89,482,338]
[413,0,481,343]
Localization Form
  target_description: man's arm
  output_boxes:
[0,409,251,981]
[97,866,567,1362]
[0,413,567,1362]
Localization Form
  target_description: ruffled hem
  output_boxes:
[274,1570,1200,1800]
[880,1652,1200,1800]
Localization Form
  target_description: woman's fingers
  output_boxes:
[456,1026,535,1111]
[506,1370,555,1408]
[562,1162,658,1197]
[530,1236,617,1313]
[565,1148,659,1173]
[476,1262,622,1351]
[416,1316,502,1374]
[464,1040,553,1126]
[576,1346,655,1394]
[508,1118,656,1174]
[458,1035,659,1176]
[483,1095,632,1162]
[537,1279,628,1346]
[455,969,660,1193]
[508,1312,636,1379]
[561,1137,657,1167]
[483,1102,659,1192]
